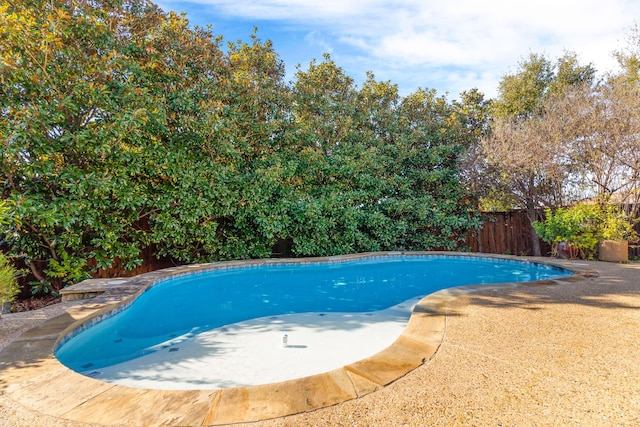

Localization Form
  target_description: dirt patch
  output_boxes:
[10,296,61,313]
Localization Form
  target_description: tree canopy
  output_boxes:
[474,37,640,255]
[475,52,598,255]
[4,0,638,288]
[0,0,482,291]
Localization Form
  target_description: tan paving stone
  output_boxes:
[400,296,447,348]
[204,369,358,425]
[344,334,436,386]
[0,341,59,390]
[0,361,61,392]
[5,367,115,417]
[64,304,116,320]
[344,369,382,397]
[62,386,218,426]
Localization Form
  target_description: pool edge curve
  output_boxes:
[0,252,597,426]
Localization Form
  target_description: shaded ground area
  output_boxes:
[10,296,61,313]
[0,258,639,426]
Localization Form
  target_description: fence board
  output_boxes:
[466,210,551,256]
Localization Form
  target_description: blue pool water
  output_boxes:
[55,255,571,372]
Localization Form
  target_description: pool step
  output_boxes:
[60,278,131,302]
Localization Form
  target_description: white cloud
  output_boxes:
[303,30,334,53]
[159,0,640,97]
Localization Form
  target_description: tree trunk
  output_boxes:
[29,260,46,283]
[530,223,541,256]
[526,205,542,256]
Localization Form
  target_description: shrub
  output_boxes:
[0,253,21,313]
[533,203,638,259]
[598,204,638,242]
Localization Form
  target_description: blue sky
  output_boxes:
[155,0,640,100]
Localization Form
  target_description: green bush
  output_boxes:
[598,204,638,242]
[533,203,638,259]
[0,253,21,312]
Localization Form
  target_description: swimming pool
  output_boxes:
[55,254,571,385]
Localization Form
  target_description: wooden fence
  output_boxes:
[468,208,640,258]
[465,210,551,256]
[91,244,175,279]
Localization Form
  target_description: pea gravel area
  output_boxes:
[1,259,639,426]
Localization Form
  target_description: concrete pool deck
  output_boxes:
[1,253,639,426]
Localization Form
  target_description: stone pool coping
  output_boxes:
[0,252,597,426]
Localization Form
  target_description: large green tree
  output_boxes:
[289,58,481,255]
[143,29,295,262]
[1,0,166,289]
[491,52,595,120]
[549,30,640,213]
[480,52,596,255]
[1,0,483,291]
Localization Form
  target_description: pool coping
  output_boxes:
[0,252,597,426]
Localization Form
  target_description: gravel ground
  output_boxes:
[1,259,639,426]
